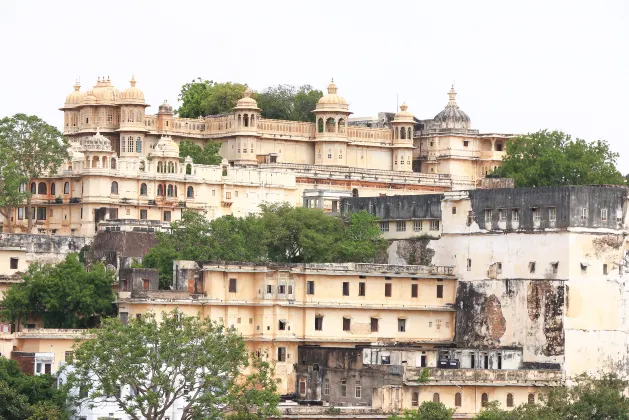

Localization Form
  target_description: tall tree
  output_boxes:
[177,78,248,118]
[0,114,69,232]
[64,310,279,420]
[0,253,115,329]
[179,139,222,166]
[493,130,625,187]
[337,210,388,263]
[0,160,28,233]
[255,85,323,122]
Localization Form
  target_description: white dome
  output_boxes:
[151,136,180,158]
[81,129,112,152]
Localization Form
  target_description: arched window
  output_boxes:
[481,393,488,407]
[338,118,346,133]
[140,183,147,195]
[411,392,419,407]
[37,182,47,195]
[507,393,514,408]
[244,114,249,127]
[50,183,56,196]
[30,182,36,193]
[187,186,194,198]
[395,127,399,139]
[136,137,142,153]
[401,127,406,139]
[157,185,163,196]
[326,117,336,133]
[111,181,119,195]
[407,127,412,139]
[167,184,173,197]
[139,161,146,171]
[433,393,440,403]
[168,162,174,173]
[352,188,359,198]
[455,392,462,407]
[92,156,99,168]
[186,163,192,175]
[111,158,117,170]
[528,393,535,405]
[102,156,108,168]
[63,182,70,194]
[318,118,324,133]
[157,162,163,173]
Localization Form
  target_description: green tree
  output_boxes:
[179,139,222,166]
[0,160,28,233]
[64,310,279,420]
[255,85,323,122]
[337,211,388,262]
[0,380,32,420]
[177,78,248,118]
[0,114,70,232]
[494,130,625,187]
[0,254,115,329]
[388,401,454,420]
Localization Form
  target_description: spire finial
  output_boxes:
[96,126,100,135]
[327,79,337,94]
[130,75,136,87]
[243,87,252,98]
[447,85,458,107]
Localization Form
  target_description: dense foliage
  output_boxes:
[254,84,323,122]
[177,79,248,118]
[143,206,386,288]
[179,139,222,166]
[493,130,625,187]
[64,310,279,420]
[0,254,116,329]
[0,358,67,420]
[0,114,69,232]
[388,401,455,420]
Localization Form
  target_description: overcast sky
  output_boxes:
[1,1,627,171]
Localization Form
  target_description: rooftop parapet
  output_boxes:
[405,367,563,386]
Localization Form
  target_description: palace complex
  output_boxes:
[2,76,513,237]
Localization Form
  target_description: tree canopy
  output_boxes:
[0,253,115,329]
[473,373,629,420]
[179,139,222,166]
[493,130,625,187]
[143,206,386,288]
[254,85,323,122]
[177,79,248,118]
[64,310,279,420]
[0,114,69,232]
[0,358,67,420]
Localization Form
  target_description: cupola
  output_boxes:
[433,86,471,130]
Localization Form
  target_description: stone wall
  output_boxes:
[86,231,158,269]
[0,233,88,265]
[119,268,159,292]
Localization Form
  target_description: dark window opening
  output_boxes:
[358,282,365,296]
[9,258,18,270]
[343,317,351,331]
[306,281,315,295]
[278,320,286,331]
[315,316,323,331]
[342,282,349,296]
[277,347,286,362]
[229,278,237,293]
[385,283,392,297]
[398,318,406,332]
[411,284,418,298]
[370,317,378,332]
[437,284,444,298]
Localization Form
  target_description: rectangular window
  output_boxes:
[17,208,24,220]
[229,278,237,293]
[430,220,440,231]
[550,207,557,222]
[603,264,608,275]
[499,209,506,222]
[163,211,171,222]
[484,209,492,223]
[299,378,306,395]
[529,262,536,273]
[413,220,422,232]
[512,208,519,221]
[9,258,18,270]
[324,379,330,395]
[437,284,444,298]
[370,317,379,332]
[226,192,231,200]
[385,283,392,297]
[452,206,457,214]
[306,281,315,295]
[36,207,46,220]
[140,209,147,220]
[533,208,541,223]
[380,221,389,232]
[463,140,469,147]
[411,284,418,298]
[581,208,587,220]
[496,262,502,274]
[342,282,349,296]
[552,262,559,274]
[467,258,472,271]
[36,363,42,373]
[315,316,323,331]
[277,347,286,362]
[355,383,362,398]
[278,285,285,294]
[120,312,128,326]
[398,318,406,332]
[343,317,351,331]
[266,285,273,294]
[278,320,286,330]
[396,221,406,232]
[341,380,347,397]
[65,351,73,362]
[358,282,366,296]
[601,208,608,221]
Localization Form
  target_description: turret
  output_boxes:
[313,80,352,166]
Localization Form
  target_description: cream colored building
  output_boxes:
[2,77,513,237]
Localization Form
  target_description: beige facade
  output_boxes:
[2,77,513,237]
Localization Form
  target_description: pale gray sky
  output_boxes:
[1,1,627,171]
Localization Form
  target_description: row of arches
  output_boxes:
[411,391,534,408]
[156,161,179,173]
[395,126,413,140]
[237,113,258,128]
[317,117,346,134]
[121,109,143,124]
[85,156,117,170]
[29,182,71,195]
[139,183,194,198]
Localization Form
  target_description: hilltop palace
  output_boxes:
[2,76,513,236]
